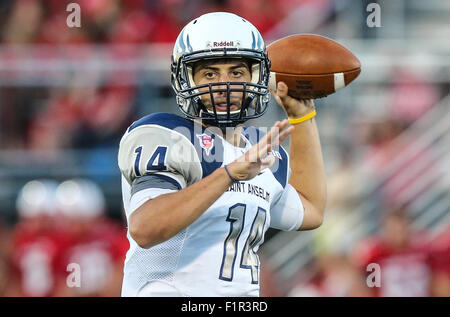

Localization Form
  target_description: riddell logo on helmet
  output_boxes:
[213,41,234,47]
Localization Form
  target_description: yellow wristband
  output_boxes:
[288,110,317,125]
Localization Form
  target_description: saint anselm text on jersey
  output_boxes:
[226,182,270,203]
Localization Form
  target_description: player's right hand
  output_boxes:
[226,119,294,181]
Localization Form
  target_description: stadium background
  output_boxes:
[0,0,448,296]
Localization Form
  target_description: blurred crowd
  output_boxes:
[259,67,450,297]
[0,178,448,297]
[260,207,449,297]
[0,0,301,152]
[0,178,128,296]
[0,0,290,45]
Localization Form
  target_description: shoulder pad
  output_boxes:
[123,112,224,180]
[128,112,193,133]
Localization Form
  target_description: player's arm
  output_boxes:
[122,121,292,249]
[129,167,232,248]
[271,82,327,230]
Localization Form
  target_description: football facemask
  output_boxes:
[171,12,271,128]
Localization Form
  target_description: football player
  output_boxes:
[11,179,70,297]
[54,179,128,296]
[118,12,327,296]
[352,207,439,297]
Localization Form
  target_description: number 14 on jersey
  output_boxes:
[219,204,266,284]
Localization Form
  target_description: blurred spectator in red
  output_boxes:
[106,0,155,44]
[54,179,128,296]
[27,84,97,150]
[196,0,229,15]
[288,252,370,297]
[360,67,441,209]
[1,0,43,44]
[428,227,450,297]
[107,9,154,44]
[362,117,440,208]
[228,0,282,35]
[27,81,134,151]
[71,85,135,148]
[0,254,10,296]
[0,219,13,296]
[10,179,72,297]
[147,0,189,43]
[35,0,121,44]
[105,0,188,44]
[389,68,440,124]
[37,13,91,45]
[259,255,283,297]
[351,206,439,297]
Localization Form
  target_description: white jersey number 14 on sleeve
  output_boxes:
[134,145,168,176]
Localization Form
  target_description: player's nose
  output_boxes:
[214,75,229,95]
[216,70,228,81]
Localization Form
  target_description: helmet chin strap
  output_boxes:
[198,108,247,128]
[196,93,249,122]
[205,107,242,116]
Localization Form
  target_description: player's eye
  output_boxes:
[204,72,216,79]
[231,71,244,78]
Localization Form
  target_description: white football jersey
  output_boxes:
[118,113,304,297]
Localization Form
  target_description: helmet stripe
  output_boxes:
[178,28,186,52]
[251,32,256,50]
[186,34,193,53]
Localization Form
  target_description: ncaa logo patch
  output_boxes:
[197,133,214,155]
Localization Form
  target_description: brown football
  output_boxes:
[267,34,361,99]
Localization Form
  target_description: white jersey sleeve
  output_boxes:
[118,116,204,218]
[118,123,202,187]
[121,174,178,220]
[269,183,304,231]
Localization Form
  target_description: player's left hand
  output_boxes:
[226,119,293,181]
[270,81,315,118]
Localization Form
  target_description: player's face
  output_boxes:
[192,59,252,113]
